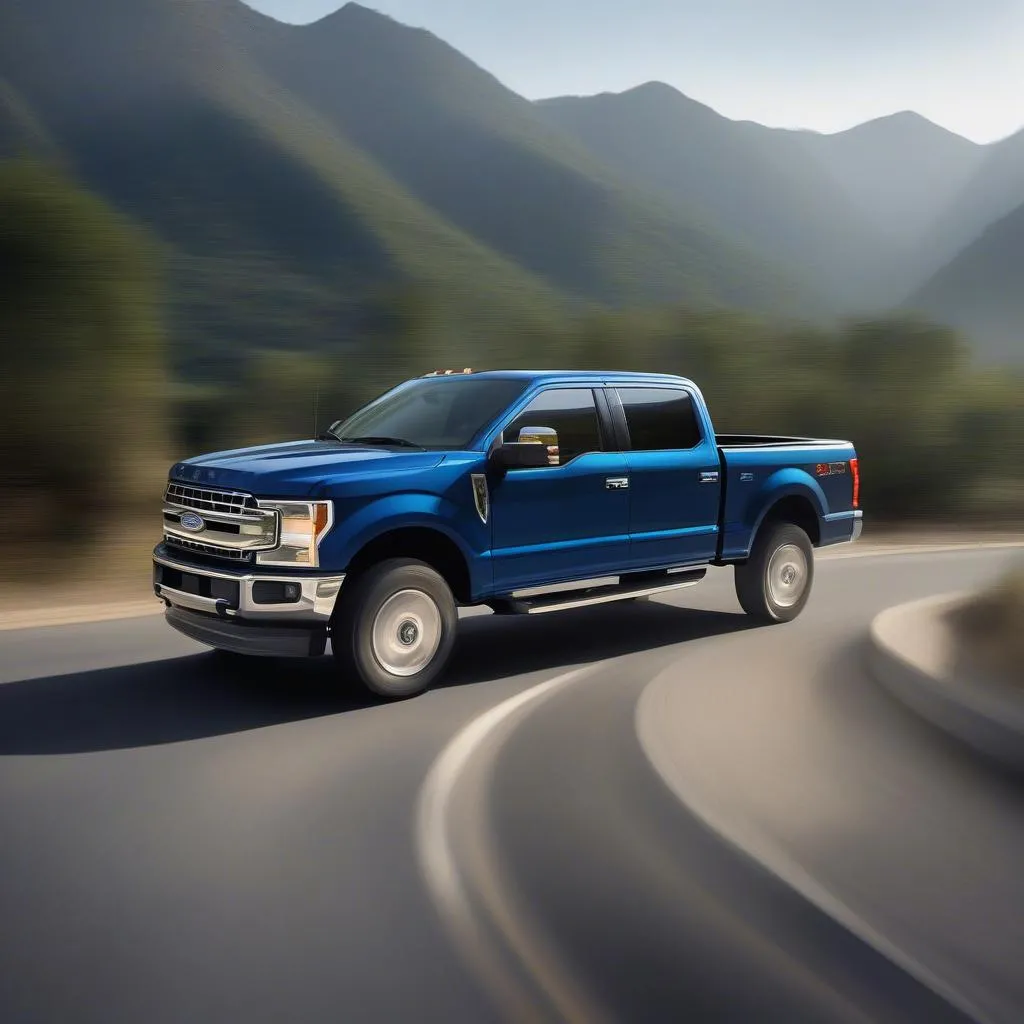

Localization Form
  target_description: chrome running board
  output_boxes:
[489,568,707,615]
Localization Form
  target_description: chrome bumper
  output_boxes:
[153,549,345,625]
[851,510,864,542]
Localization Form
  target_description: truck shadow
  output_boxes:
[0,602,756,756]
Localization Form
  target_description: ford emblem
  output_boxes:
[179,512,205,533]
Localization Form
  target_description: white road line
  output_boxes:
[415,665,611,1024]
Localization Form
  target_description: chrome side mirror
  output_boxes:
[493,425,560,469]
[516,426,560,466]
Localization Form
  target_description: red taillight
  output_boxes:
[850,458,860,509]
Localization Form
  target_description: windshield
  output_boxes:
[326,377,528,450]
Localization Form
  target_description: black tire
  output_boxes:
[734,522,814,623]
[332,558,458,699]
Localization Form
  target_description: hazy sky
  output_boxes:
[243,1,1023,143]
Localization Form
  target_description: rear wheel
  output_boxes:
[332,558,458,699]
[734,522,814,623]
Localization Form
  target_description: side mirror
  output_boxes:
[493,425,560,469]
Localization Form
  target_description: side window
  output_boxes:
[617,388,702,451]
[503,388,603,465]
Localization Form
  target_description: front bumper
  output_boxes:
[153,547,345,656]
[164,607,329,658]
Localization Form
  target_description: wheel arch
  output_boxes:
[343,526,473,605]
[751,491,822,552]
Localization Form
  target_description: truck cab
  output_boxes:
[154,369,862,698]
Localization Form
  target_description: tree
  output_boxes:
[0,158,166,549]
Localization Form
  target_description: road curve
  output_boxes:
[0,545,1020,1023]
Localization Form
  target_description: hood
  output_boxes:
[170,440,448,497]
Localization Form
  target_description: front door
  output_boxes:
[489,386,630,592]
[613,385,721,569]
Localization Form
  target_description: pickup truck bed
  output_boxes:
[715,434,833,447]
[715,436,861,561]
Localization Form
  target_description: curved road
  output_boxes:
[0,545,1021,1023]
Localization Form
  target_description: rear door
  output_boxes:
[489,386,630,592]
[611,385,721,569]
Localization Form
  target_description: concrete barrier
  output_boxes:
[868,593,1024,771]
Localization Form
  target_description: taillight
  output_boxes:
[849,458,860,509]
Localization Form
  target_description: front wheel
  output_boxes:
[734,523,814,623]
[332,558,458,699]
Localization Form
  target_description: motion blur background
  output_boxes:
[2,0,1022,589]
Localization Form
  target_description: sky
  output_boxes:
[242,0,1024,144]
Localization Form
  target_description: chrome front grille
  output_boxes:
[164,482,259,516]
[163,479,278,561]
[165,536,253,562]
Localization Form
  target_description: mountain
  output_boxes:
[0,0,807,384]
[224,2,806,311]
[796,112,984,248]
[907,201,1024,364]
[536,87,993,309]
[536,82,893,307]
[4,0,1016,370]
[911,126,1024,287]
[0,0,576,377]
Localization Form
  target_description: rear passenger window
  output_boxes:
[617,388,702,451]
[503,388,603,465]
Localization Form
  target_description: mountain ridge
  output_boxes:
[907,200,1024,364]
[1,0,1019,368]
[536,81,902,307]
[216,0,812,311]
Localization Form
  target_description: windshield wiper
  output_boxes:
[317,429,343,441]
[339,435,424,449]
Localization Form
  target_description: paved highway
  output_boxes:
[0,545,1021,1023]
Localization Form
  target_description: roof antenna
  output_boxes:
[313,383,320,440]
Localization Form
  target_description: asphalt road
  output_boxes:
[0,545,1021,1023]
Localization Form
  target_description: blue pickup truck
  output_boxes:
[154,369,862,698]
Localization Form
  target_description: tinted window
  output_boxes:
[504,388,602,465]
[328,377,527,449]
[617,388,702,451]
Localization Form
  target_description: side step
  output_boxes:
[489,568,707,616]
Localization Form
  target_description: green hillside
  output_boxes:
[0,0,809,384]
[0,158,165,542]
[907,201,1024,364]
[221,2,807,312]
[0,0,568,377]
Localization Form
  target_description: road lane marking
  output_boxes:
[416,665,611,1024]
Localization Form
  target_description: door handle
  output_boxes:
[699,471,719,484]
[605,477,629,490]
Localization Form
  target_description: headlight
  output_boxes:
[255,501,334,567]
